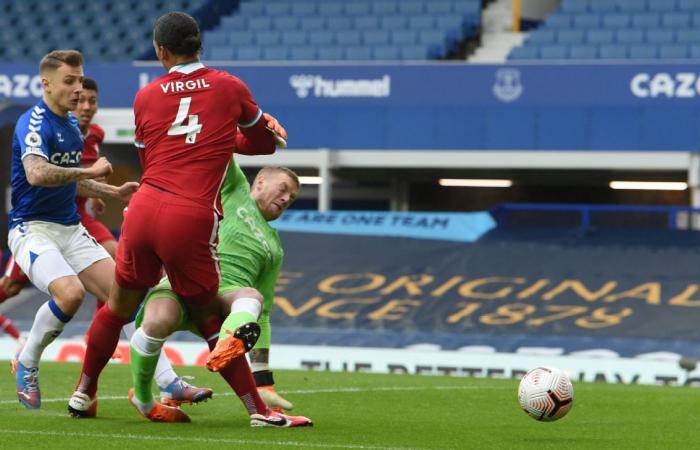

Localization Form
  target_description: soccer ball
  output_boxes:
[518,367,574,422]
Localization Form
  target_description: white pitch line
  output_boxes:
[0,429,417,450]
[0,384,504,405]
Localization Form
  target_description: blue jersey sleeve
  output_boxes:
[15,106,52,161]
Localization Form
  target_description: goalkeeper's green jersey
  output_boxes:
[217,161,283,312]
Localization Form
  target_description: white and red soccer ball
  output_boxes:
[518,367,574,422]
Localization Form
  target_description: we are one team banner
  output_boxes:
[3,62,700,149]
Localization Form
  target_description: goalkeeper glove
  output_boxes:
[254,370,294,411]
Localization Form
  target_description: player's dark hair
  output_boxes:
[256,167,301,190]
[153,12,202,56]
[82,77,98,92]
[39,50,83,74]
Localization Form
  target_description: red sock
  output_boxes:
[93,299,106,318]
[0,314,20,339]
[199,317,268,415]
[77,305,128,397]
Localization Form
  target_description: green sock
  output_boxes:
[130,345,160,404]
[219,311,257,340]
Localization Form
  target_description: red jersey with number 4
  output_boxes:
[134,62,273,215]
[76,123,105,213]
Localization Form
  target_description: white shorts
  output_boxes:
[7,221,110,295]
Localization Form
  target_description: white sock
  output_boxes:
[231,297,262,318]
[154,353,179,389]
[250,361,270,373]
[19,300,70,368]
[122,320,136,340]
[130,327,165,357]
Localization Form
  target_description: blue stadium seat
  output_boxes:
[436,15,465,39]
[391,30,418,45]
[662,13,691,27]
[336,30,362,46]
[272,17,299,31]
[692,12,700,26]
[629,44,658,59]
[599,44,627,59]
[289,46,317,60]
[236,46,262,60]
[248,17,272,31]
[648,0,677,12]
[419,30,450,57]
[317,46,344,59]
[400,45,430,59]
[373,1,397,15]
[679,0,700,11]
[209,46,235,60]
[573,13,601,28]
[455,1,481,21]
[263,46,289,60]
[616,29,644,44]
[409,16,435,30]
[291,3,316,16]
[602,14,631,28]
[689,44,700,57]
[617,0,647,13]
[588,1,616,12]
[382,16,408,31]
[74,29,97,43]
[345,2,370,16]
[528,30,556,44]
[676,28,700,43]
[363,30,390,46]
[633,14,660,27]
[326,16,353,31]
[539,44,568,59]
[426,1,452,15]
[300,17,325,31]
[545,14,572,28]
[354,17,380,31]
[318,3,343,16]
[281,31,307,46]
[399,1,424,15]
[309,31,334,45]
[586,30,614,45]
[658,44,689,58]
[255,31,281,46]
[560,0,587,13]
[345,46,372,60]
[569,45,597,59]
[508,45,538,60]
[221,16,247,30]
[646,29,674,44]
[265,3,291,16]
[557,30,585,44]
[238,2,264,16]
[205,30,228,46]
[373,46,400,60]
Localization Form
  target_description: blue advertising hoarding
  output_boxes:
[2,62,699,150]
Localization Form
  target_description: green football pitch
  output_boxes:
[0,362,698,449]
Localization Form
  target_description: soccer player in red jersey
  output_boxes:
[69,12,296,425]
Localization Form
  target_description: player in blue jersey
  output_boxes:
[8,50,139,409]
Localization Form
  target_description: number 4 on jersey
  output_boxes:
[168,97,202,144]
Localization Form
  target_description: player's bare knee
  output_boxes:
[52,282,86,313]
[143,299,180,338]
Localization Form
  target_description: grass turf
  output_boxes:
[0,362,698,449]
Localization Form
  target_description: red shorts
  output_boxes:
[4,255,29,284]
[80,213,116,244]
[115,183,220,305]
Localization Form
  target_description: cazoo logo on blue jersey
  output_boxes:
[0,73,43,99]
[630,72,700,98]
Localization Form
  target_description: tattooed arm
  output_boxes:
[23,155,112,187]
[77,179,139,201]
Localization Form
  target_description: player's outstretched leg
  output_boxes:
[206,292,263,372]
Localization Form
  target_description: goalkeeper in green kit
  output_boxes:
[129,161,308,425]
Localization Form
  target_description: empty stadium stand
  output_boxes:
[202,0,481,61]
[509,0,700,60]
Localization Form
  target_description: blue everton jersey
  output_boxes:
[8,100,83,229]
